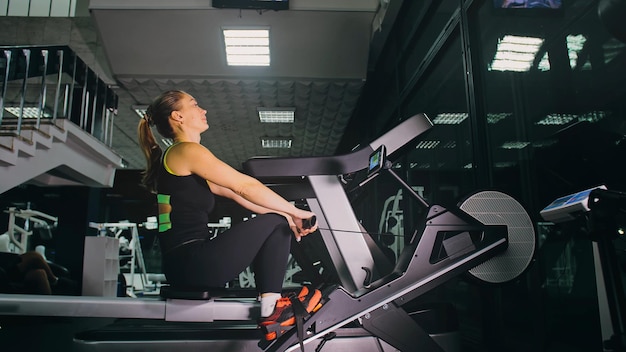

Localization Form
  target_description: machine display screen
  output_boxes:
[540,185,606,223]
[543,188,594,211]
[368,145,386,177]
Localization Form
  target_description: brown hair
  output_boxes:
[137,90,188,193]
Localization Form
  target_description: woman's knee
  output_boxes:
[258,213,290,230]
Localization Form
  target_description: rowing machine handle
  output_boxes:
[302,216,317,230]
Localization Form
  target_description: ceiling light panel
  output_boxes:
[567,34,588,70]
[433,113,468,125]
[535,113,577,126]
[415,140,440,149]
[258,107,295,123]
[536,111,606,125]
[133,107,147,119]
[223,28,270,66]
[4,107,51,118]
[501,141,530,149]
[489,35,544,72]
[487,113,511,124]
[261,138,292,148]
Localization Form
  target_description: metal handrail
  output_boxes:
[0,45,118,147]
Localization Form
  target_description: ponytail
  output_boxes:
[137,90,186,193]
[137,117,162,193]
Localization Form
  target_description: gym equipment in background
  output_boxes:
[541,186,626,352]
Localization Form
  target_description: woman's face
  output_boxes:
[176,94,208,132]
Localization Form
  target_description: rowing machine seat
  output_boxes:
[159,285,259,300]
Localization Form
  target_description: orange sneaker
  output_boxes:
[258,286,322,341]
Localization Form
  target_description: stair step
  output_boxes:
[1,118,122,193]
[0,139,17,166]
[0,134,17,149]
[0,140,13,152]
[1,119,66,147]
[1,118,56,131]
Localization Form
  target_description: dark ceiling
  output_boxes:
[89,0,397,170]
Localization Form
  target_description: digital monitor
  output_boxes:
[492,0,564,17]
[367,145,386,177]
[493,0,562,9]
[540,185,607,223]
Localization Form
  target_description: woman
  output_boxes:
[137,90,320,331]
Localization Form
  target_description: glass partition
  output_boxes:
[466,0,626,350]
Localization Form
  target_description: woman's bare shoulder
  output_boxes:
[170,141,211,155]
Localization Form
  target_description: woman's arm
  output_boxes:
[209,183,300,230]
[209,182,287,217]
[166,142,316,235]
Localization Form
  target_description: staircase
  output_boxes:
[0,117,123,194]
[1,45,123,194]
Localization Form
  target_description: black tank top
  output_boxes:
[156,146,215,252]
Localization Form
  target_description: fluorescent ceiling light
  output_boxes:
[432,113,468,125]
[578,111,606,123]
[4,106,51,118]
[492,34,588,73]
[433,112,513,125]
[495,162,517,168]
[415,140,440,149]
[487,113,511,124]
[410,162,431,169]
[536,111,606,125]
[501,141,530,149]
[133,106,147,119]
[538,52,551,72]
[566,34,587,70]
[223,28,270,66]
[535,113,577,126]
[442,141,456,149]
[489,35,544,72]
[262,138,292,149]
[258,107,295,123]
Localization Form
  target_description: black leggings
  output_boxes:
[163,213,292,293]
